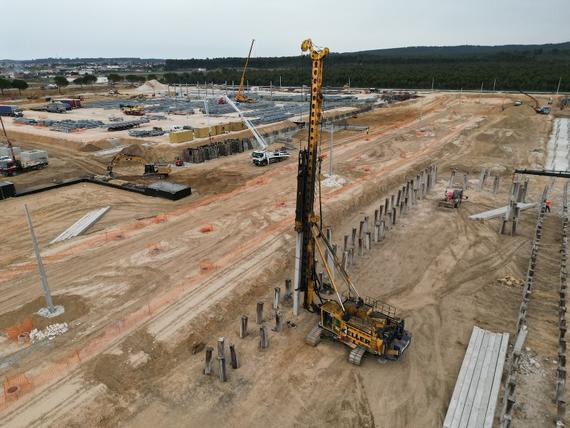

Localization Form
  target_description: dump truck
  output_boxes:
[0,105,23,117]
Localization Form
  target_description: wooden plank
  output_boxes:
[443,327,482,428]
[458,332,490,428]
[484,332,510,428]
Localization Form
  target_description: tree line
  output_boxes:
[162,46,570,92]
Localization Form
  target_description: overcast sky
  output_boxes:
[3,0,569,59]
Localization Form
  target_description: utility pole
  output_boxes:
[279,75,282,90]
[270,81,273,100]
[557,77,562,95]
[328,124,334,177]
[493,78,497,92]
[24,204,56,315]
[431,77,435,92]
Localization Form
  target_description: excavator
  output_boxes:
[519,90,551,114]
[235,39,256,104]
[107,153,171,178]
[294,39,411,365]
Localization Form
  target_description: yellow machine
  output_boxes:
[120,104,145,116]
[235,39,256,103]
[107,153,171,178]
[296,39,411,365]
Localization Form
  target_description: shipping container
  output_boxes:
[0,181,15,199]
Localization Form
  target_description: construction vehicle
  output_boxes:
[438,186,466,208]
[107,153,171,178]
[235,39,256,103]
[295,39,411,365]
[224,96,290,166]
[0,116,48,176]
[120,104,145,116]
[0,105,23,117]
[519,90,551,114]
[175,157,183,166]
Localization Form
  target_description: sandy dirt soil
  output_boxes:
[0,93,562,427]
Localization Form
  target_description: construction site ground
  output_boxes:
[0,92,562,427]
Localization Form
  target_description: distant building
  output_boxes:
[96,76,109,84]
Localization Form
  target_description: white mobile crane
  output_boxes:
[224,96,290,166]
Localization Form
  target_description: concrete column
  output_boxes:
[379,220,385,240]
[204,346,214,375]
[256,302,264,324]
[385,197,390,212]
[229,344,239,369]
[284,279,292,303]
[240,315,248,338]
[464,173,469,190]
[259,325,269,349]
[358,237,363,256]
[343,235,349,252]
[217,337,225,359]
[365,232,371,250]
[379,204,384,218]
[218,355,227,382]
[359,220,364,238]
[273,287,280,310]
[392,207,397,225]
[274,311,283,332]
[351,228,357,247]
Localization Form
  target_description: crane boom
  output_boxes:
[224,96,267,150]
[236,39,256,103]
[0,116,16,162]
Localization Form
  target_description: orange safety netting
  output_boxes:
[5,318,32,341]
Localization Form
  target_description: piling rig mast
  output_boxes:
[294,39,411,364]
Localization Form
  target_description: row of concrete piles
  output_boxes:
[204,280,295,381]
[556,182,568,426]
[315,165,437,289]
[445,167,502,193]
[184,139,255,163]
[477,168,502,194]
[500,186,549,427]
